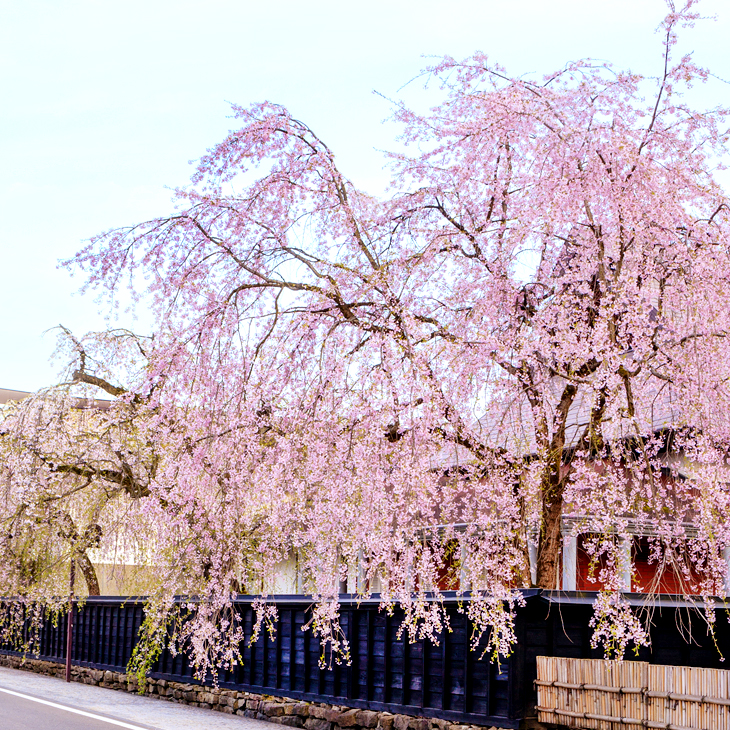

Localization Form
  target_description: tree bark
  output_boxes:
[77,551,101,596]
[533,381,577,589]
[536,484,564,589]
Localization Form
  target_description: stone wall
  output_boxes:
[0,654,512,730]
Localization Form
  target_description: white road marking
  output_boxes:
[0,685,157,729]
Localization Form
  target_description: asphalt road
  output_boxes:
[0,665,275,730]
[0,687,156,730]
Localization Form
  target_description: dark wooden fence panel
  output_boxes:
[0,596,521,728]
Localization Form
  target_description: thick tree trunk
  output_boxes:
[535,478,565,589]
[77,551,101,596]
[57,514,102,595]
[532,381,577,589]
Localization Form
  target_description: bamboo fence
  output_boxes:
[536,656,730,730]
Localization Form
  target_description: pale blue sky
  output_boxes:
[1,0,728,390]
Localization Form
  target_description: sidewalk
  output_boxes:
[0,665,277,730]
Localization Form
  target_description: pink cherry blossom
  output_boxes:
[3,0,730,672]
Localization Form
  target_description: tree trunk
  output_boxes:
[77,551,101,596]
[533,381,576,589]
[535,482,564,589]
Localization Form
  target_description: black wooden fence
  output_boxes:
[2,591,728,729]
[0,594,529,729]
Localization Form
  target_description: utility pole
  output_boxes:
[65,557,75,682]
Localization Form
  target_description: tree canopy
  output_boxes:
[3,0,730,673]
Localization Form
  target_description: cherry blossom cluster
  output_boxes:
[2,0,730,675]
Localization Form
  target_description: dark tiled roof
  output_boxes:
[0,388,31,405]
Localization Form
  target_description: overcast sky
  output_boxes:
[1,0,728,391]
